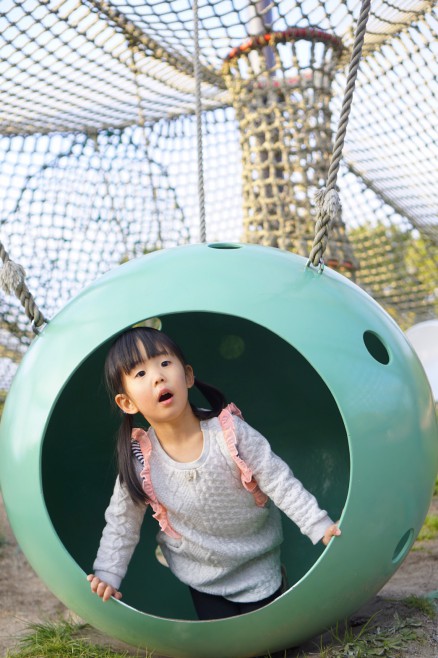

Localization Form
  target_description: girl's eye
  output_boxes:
[135,370,146,378]
[161,360,170,367]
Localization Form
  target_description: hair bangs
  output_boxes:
[124,332,174,373]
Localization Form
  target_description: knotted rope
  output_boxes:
[0,242,48,333]
[308,0,372,270]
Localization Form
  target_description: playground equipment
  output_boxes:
[0,0,437,656]
[0,243,437,658]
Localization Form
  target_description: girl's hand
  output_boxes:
[87,574,122,602]
[322,523,341,546]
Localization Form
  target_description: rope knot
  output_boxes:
[314,187,342,221]
[0,259,26,295]
[307,187,342,269]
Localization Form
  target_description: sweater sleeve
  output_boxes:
[93,475,147,590]
[234,416,333,544]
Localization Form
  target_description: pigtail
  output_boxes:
[192,378,227,420]
[117,413,148,506]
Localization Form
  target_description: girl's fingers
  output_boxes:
[322,525,341,545]
[88,574,122,601]
[102,586,122,601]
[102,586,114,601]
[96,581,106,596]
[89,576,103,594]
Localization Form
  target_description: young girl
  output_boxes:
[88,326,341,620]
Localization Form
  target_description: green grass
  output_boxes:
[5,620,151,658]
[416,513,438,542]
[413,478,438,549]
[403,595,437,618]
[298,612,423,658]
[3,608,431,658]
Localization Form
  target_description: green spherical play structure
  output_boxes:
[0,243,437,658]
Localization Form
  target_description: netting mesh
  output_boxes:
[0,0,437,394]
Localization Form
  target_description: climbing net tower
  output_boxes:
[223,27,357,274]
[0,0,437,394]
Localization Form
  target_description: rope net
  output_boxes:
[0,0,437,394]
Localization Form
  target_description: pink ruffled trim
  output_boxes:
[131,428,181,540]
[219,404,268,508]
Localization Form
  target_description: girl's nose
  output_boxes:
[154,369,165,384]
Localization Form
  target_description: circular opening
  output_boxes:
[392,529,414,564]
[42,312,350,620]
[208,242,242,249]
[363,330,390,365]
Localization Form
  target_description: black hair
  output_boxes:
[104,326,227,505]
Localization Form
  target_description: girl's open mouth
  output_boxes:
[159,392,173,403]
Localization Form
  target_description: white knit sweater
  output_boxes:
[93,414,333,603]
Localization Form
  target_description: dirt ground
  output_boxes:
[0,493,437,658]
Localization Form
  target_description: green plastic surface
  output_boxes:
[0,243,437,658]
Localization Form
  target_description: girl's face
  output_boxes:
[114,345,194,427]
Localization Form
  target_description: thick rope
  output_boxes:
[193,0,206,243]
[308,0,372,270]
[0,242,48,333]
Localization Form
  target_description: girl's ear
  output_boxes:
[185,365,195,389]
[115,393,138,414]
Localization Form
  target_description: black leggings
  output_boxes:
[189,585,282,621]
